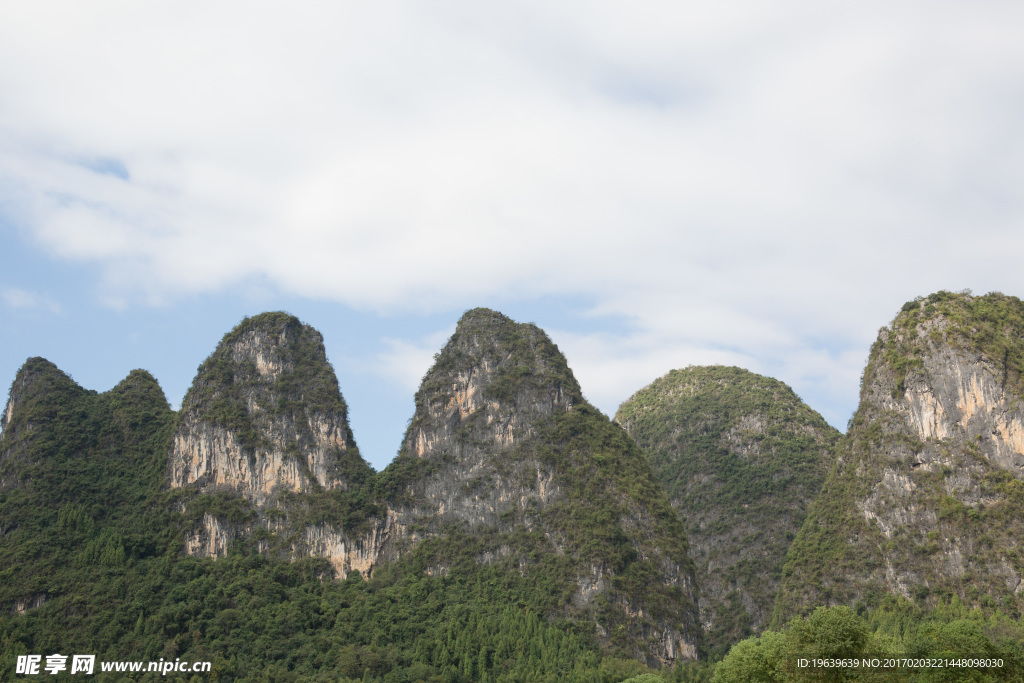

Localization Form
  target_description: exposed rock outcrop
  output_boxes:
[12,594,47,615]
[387,309,578,537]
[774,291,1024,623]
[167,312,383,575]
[381,308,701,664]
[169,312,365,499]
[616,366,839,658]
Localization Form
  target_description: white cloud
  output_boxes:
[546,319,868,429]
[1,2,1023,426]
[2,287,61,313]
[372,327,457,395]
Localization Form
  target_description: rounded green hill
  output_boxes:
[616,365,839,658]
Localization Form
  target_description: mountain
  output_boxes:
[166,309,701,665]
[8,294,1023,677]
[0,358,176,632]
[615,366,839,658]
[0,309,704,679]
[166,312,383,576]
[380,308,701,665]
[774,291,1024,624]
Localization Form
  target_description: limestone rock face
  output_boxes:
[169,312,363,501]
[168,312,383,575]
[392,308,578,534]
[774,292,1024,623]
[887,345,1024,475]
[616,366,839,658]
[382,308,701,665]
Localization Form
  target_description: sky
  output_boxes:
[1,2,1023,471]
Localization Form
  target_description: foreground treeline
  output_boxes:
[4,546,1023,683]
[6,557,1015,683]
[0,545,695,682]
[713,601,1024,682]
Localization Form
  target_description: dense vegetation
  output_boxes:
[0,361,179,623]
[714,601,1024,682]
[1,539,702,682]
[616,367,838,658]
[531,403,698,658]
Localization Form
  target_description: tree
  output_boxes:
[711,630,786,683]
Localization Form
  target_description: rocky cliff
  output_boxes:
[167,312,383,576]
[380,308,701,665]
[615,366,839,658]
[774,291,1024,623]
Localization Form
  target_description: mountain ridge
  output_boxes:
[5,293,1024,679]
[0,307,703,673]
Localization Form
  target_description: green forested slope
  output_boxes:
[616,367,838,658]
[0,360,178,619]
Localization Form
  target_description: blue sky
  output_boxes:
[2,2,1023,470]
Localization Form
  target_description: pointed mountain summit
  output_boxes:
[0,359,175,615]
[774,291,1024,623]
[170,311,369,499]
[405,307,580,460]
[2,359,173,492]
[616,366,839,657]
[168,312,380,573]
[108,369,173,444]
[393,307,581,526]
[2,358,100,500]
[382,308,701,664]
[2,358,89,479]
